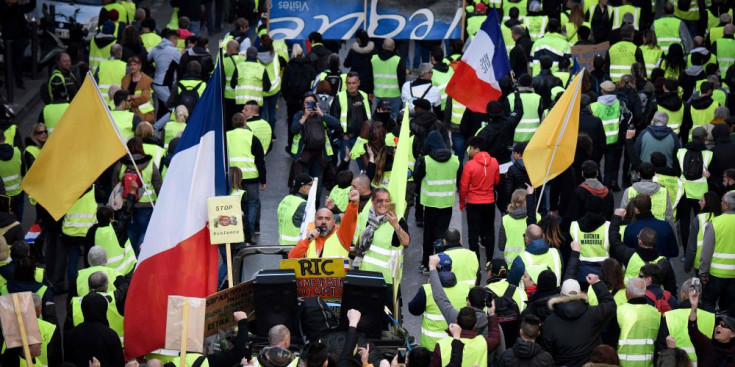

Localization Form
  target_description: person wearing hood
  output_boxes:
[499,188,538,265]
[591,81,625,191]
[578,95,606,164]
[306,32,333,75]
[615,277,662,366]
[0,132,25,220]
[683,81,719,143]
[499,314,554,367]
[111,137,162,255]
[89,21,118,74]
[344,29,375,95]
[178,36,213,79]
[609,207,678,293]
[540,274,616,367]
[427,254,501,342]
[501,142,533,206]
[460,136,500,262]
[474,89,523,169]
[147,29,180,118]
[563,161,615,232]
[408,253,472,349]
[64,292,124,367]
[635,111,681,169]
[652,78,685,136]
[709,123,735,192]
[679,52,708,103]
[371,38,407,119]
[507,224,563,288]
[569,196,611,284]
[413,131,460,272]
[687,287,735,366]
[621,162,675,225]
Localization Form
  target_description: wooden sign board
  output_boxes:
[204,280,254,337]
[571,42,610,72]
[164,296,206,353]
[0,292,41,349]
[279,258,349,300]
[207,195,245,244]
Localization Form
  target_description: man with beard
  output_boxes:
[288,189,360,258]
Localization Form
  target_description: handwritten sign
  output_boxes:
[571,42,610,72]
[204,280,254,337]
[207,195,244,244]
[280,258,348,300]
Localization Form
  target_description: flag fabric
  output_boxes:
[300,177,319,237]
[21,74,127,220]
[445,9,510,113]
[524,70,584,188]
[388,105,410,219]
[123,64,227,359]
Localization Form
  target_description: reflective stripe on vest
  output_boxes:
[224,54,245,99]
[227,128,258,179]
[111,110,136,140]
[502,215,529,265]
[445,248,480,285]
[42,103,70,133]
[617,303,661,365]
[420,155,459,208]
[431,68,454,110]
[690,103,719,140]
[627,186,668,220]
[487,280,528,312]
[236,61,265,105]
[609,41,639,81]
[247,119,273,153]
[653,173,684,210]
[277,195,306,246]
[714,38,735,75]
[262,54,281,97]
[509,92,541,142]
[0,147,22,196]
[654,17,683,52]
[613,5,641,29]
[72,293,125,344]
[524,16,549,40]
[359,223,402,284]
[641,46,663,76]
[94,225,137,275]
[570,221,610,262]
[437,335,487,367]
[520,249,562,287]
[371,55,401,98]
[164,121,187,148]
[3,125,17,148]
[141,32,162,52]
[337,90,372,133]
[664,308,715,364]
[420,283,470,349]
[62,188,97,237]
[450,100,467,127]
[97,59,128,105]
[88,40,113,73]
[694,212,714,270]
[591,100,621,144]
[657,105,684,135]
[677,149,713,200]
[710,213,735,278]
[670,0,699,20]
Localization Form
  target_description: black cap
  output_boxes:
[377,98,392,110]
[487,101,504,117]
[413,98,431,112]
[293,174,313,189]
[487,258,508,275]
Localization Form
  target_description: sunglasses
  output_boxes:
[720,321,733,330]
[36,130,48,135]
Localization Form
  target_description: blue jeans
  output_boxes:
[189,20,201,36]
[128,207,154,256]
[337,137,357,166]
[243,182,260,235]
[263,93,280,133]
[204,0,224,32]
[451,132,467,188]
[218,242,245,287]
[67,243,81,289]
[413,41,430,68]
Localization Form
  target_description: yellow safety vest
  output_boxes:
[664,308,715,364]
[62,187,97,237]
[371,54,401,98]
[277,195,306,246]
[119,161,157,203]
[76,265,122,297]
[445,247,479,285]
[677,149,713,200]
[609,41,639,82]
[94,225,137,275]
[627,186,668,221]
[358,222,402,284]
[520,248,562,287]
[617,303,661,366]
[236,60,265,105]
[96,59,127,106]
[143,143,164,168]
[305,232,349,258]
[487,280,528,312]
[641,46,663,77]
[420,155,459,208]
[693,212,714,270]
[670,0,699,21]
[72,293,124,344]
[88,39,114,73]
[261,54,281,97]
[337,90,372,133]
[653,17,683,52]
[657,104,684,135]
[591,100,621,145]
[710,213,735,278]
[570,221,610,263]
[227,128,258,180]
[141,32,162,52]
[502,214,540,265]
[652,173,683,216]
[0,147,22,196]
[431,67,454,110]
[420,282,471,349]
[42,103,70,133]
[224,54,245,100]
[0,318,56,367]
[613,5,641,29]
[524,15,549,41]
[436,335,487,367]
[247,119,273,153]
[110,110,136,140]
[509,92,541,143]
[624,253,666,282]
[164,121,186,149]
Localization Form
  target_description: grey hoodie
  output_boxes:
[620,180,675,224]
[596,94,618,106]
[148,38,181,85]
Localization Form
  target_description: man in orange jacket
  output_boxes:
[289,189,359,258]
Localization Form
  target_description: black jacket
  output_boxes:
[589,4,612,43]
[281,57,317,104]
[682,95,717,141]
[510,43,530,77]
[499,338,556,367]
[307,44,334,74]
[679,68,707,103]
[709,124,735,193]
[0,0,35,40]
[532,70,563,107]
[476,91,524,165]
[64,293,125,367]
[578,110,606,163]
[541,282,617,367]
[344,41,376,94]
[171,0,202,21]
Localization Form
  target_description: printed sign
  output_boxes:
[206,195,244,245]
[279,258,349,300]
[571,42,610,72]
[204,280,255,337]
[270,0,463,40]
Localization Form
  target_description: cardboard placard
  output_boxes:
[204,280,254,337]
[0,292,41,348]
[279,258,348,300]
[206,196,245,244]
[571,42,610,72]
[164,296,206,353]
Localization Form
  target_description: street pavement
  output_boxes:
[11,0,692,345]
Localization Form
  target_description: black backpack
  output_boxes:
[300,296,339,341]
[489,284,521,323]
[682,149,704,181]
[324,73,343,97]
[177,81,203,112]
[302,116,327,151]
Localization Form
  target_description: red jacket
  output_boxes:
[459,151,500,209]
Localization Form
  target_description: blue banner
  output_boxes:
[270,0,463,40]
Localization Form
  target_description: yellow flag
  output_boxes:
[388,104,410,218]
[21,74,127,220]
[524,70,583,188]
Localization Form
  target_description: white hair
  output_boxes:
[724,191,735,210]
[88,246,108,266]
[627,277,646,298]
[652,111,669,126]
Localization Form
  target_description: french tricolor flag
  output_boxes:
[446,9,511,113]
[123,62,227,359]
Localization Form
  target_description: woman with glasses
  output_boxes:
[24,124,48,170]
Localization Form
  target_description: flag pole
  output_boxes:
[219,48,231,194]
[88,71,156,207]
[535,69,584,214]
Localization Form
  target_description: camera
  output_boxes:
[397,348,407,365]
[692,277,702,294]
[307,101,316,111]
[484,288,496,308]
[433,238,444,254]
